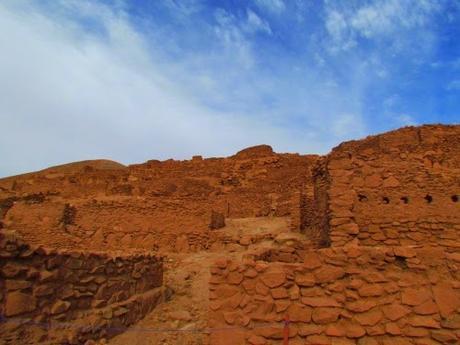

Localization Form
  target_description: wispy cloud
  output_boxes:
[0,0,458,177]
[324,0,441,53]
[0,0,362,177]
[246,9,272,35]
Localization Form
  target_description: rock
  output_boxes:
[413,300,438,315]
[385,322,401,335]
[302,253,322,269]
[382,304,411,321]
[274,233,301,246]
[357,338,379,345]
[432,281,460,318]
[314,266,345,283]
[346,300,377,313]
[50,300,71,314]
[271,287,288,299]
[401,288,432,306]
[301,297,340,307]
[260,270,286,288]
[364,174,382,188]
[305,335,331,344]
[227,271,243,285]
[234,145,274,159]
[247,335,266,345]
[1,262,28,278]
[394,246,416,258]
[335,223,359,235]
[353,308,383,326]
[4,291,37,316]
[295,273,316,287]
[39,269,58,282]
[357,284,384,297]
[382,176,400,187]
[407,315,440,329]
[311,307,341,324]
[209,211,225,230]
[274,300,290,312]
[92,229,105,245]
[287,303,312,322]
[298,324,324,336]
[441,314,460,328]
[214,258,228,269]
[5,280,32,291]
[113,307,129,316]
[431,329,458,343]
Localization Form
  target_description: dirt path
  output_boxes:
[108,217,292,345]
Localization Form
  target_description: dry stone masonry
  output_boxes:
[0,231,163,344]
[0,124,459,344]
[209,125,460,345]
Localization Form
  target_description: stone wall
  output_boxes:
[0,231,163,344]
[208,245,460,345]
[0,147,318,252]
[303,125,460,247]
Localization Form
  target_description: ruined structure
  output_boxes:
[1,124,459,344]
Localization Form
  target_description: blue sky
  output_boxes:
[0,0,459,177]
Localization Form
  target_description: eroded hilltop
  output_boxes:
[1,124,459,345]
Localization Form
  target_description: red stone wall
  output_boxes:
[0,147,318,251]
[0,231,163,344]
[304,125,460,247]
[208,246,460,345]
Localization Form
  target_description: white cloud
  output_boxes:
[246,9,272,35]
[395,114,417,126]
[325,10,357,52]
[254,0,285,14]
[324,0,440,52]
[0,0,371,177]
[0,1,282,176]
[213,9,254,69]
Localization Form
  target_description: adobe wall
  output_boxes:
[0,146,318,251]
[0,231,163,344]
[208,246,460,345]
[304,125,460,247]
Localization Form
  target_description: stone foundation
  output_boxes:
[209,245,460,344]
[0,231,163,344]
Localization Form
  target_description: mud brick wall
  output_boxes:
[0,231,163,342]
[0,147,318,252]
[305,125,460,247]
[208,246,460,345]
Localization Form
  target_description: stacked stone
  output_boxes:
[0,231,163,344]
[208,246,460,345]
[320,156,358,248]
[319,126,460,248]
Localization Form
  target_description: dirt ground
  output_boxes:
[108,217,291,345]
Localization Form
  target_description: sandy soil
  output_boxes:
[108,217,291,345]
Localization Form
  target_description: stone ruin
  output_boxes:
[0,124,459,344]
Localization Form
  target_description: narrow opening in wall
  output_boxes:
[395,256,408,269]
[424,194,433,203]
[358,194,368,202]
[400,196,409,204]
[382,197,390,204]
[452,195,459,203]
